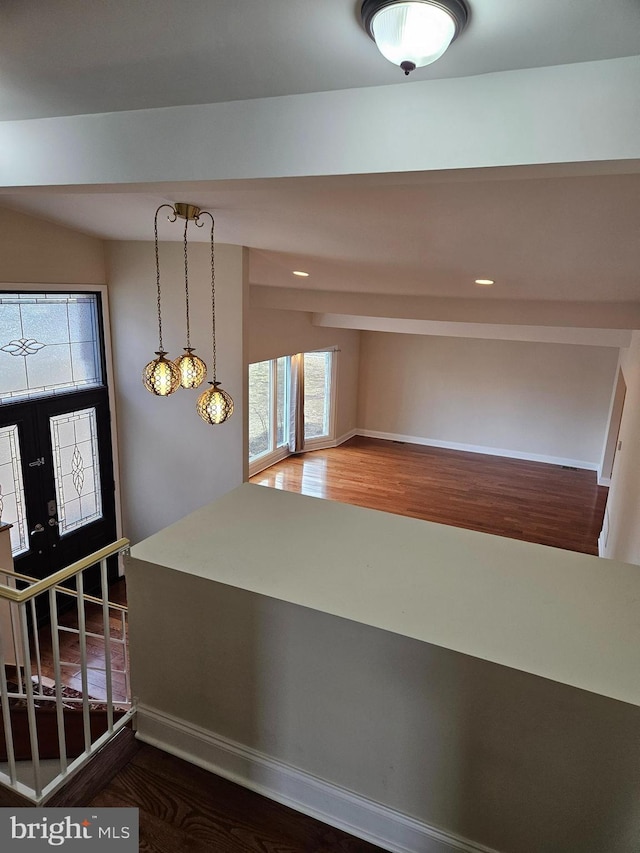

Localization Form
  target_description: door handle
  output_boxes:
[30,523,45,535]
[48,518,58,527]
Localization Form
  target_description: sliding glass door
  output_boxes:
[248,350,335,473]
[248,357,289,466]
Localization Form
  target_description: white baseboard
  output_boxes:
[334,427,358,446]
[357,430,598,472]
[136,704,501,853]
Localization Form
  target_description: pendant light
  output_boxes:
[361,0,469,75]
[142,204,181,396]
[173,204,207,389]
[195,212,234,425]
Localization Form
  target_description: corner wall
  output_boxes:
[357,332,619,467]
[0,205,105,283]
[602,331,640,564]
[107,241,245,543]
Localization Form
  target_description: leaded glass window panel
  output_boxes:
[50,408,103,536]
[0,293,103,403]
[0,424,28,555]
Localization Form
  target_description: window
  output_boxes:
[248,357,289,463]
[248,360,271,459]
[304,351,332,440]
[0,292,103,404]
[248,350,335,469]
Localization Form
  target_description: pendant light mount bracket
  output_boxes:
[174,203,201,221]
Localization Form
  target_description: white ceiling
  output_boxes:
[0,2,639,305]
[2,167,640,302]
[0,0,638,121]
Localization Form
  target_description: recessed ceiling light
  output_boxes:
[474,279,495,286]
[293,270,309,277]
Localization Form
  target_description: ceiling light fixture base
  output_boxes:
[174,203,201,221]
[361,0,469,73]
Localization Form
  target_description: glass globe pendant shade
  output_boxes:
[362,0,467,74]
[196,381,234,425]
[143,350,181,396]
[174,347,207,389]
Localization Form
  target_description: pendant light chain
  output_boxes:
[153,203,177,352]
[183,216,191,349]
[143,203,180,397]
[154,206,164,351]
[210,215,217,381]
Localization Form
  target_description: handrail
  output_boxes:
[0,538,129,603]
[0,566,128,613]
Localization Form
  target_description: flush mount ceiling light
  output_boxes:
[361,0,469,75]
[292,270,310,277]
[474,278,495,286]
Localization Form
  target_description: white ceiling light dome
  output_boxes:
[361,0,469,75]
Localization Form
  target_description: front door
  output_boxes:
[0,291,117,588]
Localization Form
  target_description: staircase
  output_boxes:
[0,537,135,803]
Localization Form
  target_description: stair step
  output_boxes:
[0,707,126,761]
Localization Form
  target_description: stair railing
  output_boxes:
[0,538,133,803]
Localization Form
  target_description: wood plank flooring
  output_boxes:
[0,730,384,851]
[251,436,608,555]
[87,735,384,853]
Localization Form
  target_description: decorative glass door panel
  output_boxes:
[0,293,103,404]
[0,292,116,588]
[0,424,28,556]
[50,407,103,536]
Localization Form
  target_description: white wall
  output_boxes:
[1,57,639,187]
[129,559,640,853]
[0,205,105,283]
[107,241,246,544]
[248,305,360,441]
[357,332,619,467]
[602,331,640,564]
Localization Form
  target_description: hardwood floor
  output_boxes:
[0,730,382,852]
[87,735,384,853]
[251,436,608,555]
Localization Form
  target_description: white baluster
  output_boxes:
[75,571,92,754]
[19,604,41,798]
[100,559,114,731]
[49,588,68,774]
[0,622,17,786]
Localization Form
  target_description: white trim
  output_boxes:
[136,704,501,853]
[598,476,612,487]
[248,445,290,478]
[357,430,598,471]
[335,427,357,446]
